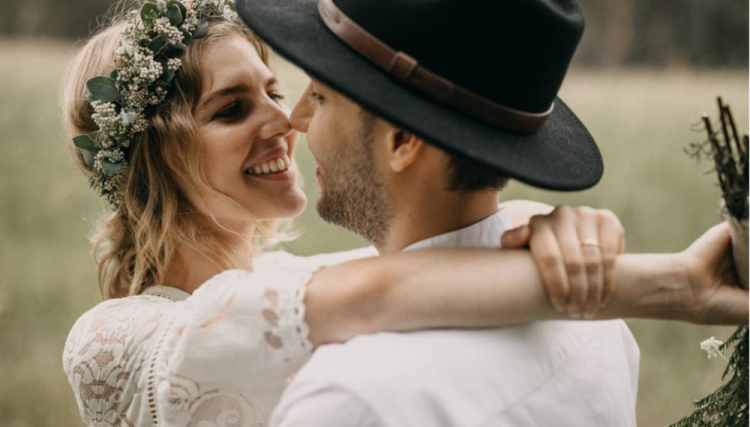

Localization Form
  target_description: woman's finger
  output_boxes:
[550,213,589,317]
[577,212,604,317]
[501,225,531,249]
[527,221,570,312]
[598,213,624,307]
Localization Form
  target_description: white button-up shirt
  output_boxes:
[271,210,640,427]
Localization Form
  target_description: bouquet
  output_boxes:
[673,97,748,427]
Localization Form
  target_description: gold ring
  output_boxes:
[581,239,601,248]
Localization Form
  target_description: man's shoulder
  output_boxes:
[284,320,638,426]
[295,319,636,386]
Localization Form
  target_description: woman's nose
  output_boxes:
[258,102,293,141]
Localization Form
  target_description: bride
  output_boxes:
[61,1,747,426]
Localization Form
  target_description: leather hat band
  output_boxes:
[317,0,554,133]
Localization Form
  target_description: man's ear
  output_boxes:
[386,128,425,173]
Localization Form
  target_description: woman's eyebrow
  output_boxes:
[199,84,251,110]
[198,77,278,111]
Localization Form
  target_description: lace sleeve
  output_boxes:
[62,297,169,426]
[159,268,314,392]
[64,267,317,426]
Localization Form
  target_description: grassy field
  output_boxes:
[0,39,747,426]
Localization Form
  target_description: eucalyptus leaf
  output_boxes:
[148,34,168,53]
[181,30,192,45]
[192,21,209,38]
[171,42,187,51]
[72,134,100,152]
[159,60,175,83]
[100,160,122,178]
[86,92,97,104]
[163,69,175,83]
[86,76,120,103]
[81,150,96,167]
[140,2,161,24]
[110,69,119,81]
[167,3,183,26]
[168,0,188,19]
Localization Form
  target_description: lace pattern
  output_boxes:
[65,267,316,426]
[64,249,372,426]
[63,296,170,426]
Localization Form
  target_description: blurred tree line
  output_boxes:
[0,0,746,68]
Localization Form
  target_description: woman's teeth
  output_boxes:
[245,155,291,176]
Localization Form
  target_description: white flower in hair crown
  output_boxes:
[73,0,236,208]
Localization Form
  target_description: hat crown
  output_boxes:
[335,0,584,113]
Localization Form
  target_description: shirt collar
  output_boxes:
[402,208,512,252]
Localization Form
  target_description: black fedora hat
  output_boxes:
[236,0,603,191]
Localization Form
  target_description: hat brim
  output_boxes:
[236,0,603,191]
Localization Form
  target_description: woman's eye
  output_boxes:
[213,102,243,120]
[269,92,286,102]
[309,91,324,102]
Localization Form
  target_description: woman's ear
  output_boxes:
[386,128,425,173]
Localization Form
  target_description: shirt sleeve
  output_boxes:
[271,380,384,427]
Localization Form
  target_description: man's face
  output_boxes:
[290,79,391,245]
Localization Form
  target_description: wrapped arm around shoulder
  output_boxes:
[304,227,749,345]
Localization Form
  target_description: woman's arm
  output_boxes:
[305,223,748,345]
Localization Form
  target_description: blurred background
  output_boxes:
[0,0,747,426]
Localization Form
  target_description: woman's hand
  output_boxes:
[501,206,625,318]
[676,222,748,324]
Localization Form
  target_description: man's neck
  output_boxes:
[377,190,500,255]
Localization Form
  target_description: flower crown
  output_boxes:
[73,0,236,208]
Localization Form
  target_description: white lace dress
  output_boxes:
[62,248,376,427]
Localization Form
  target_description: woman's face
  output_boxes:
[190,34,306,224]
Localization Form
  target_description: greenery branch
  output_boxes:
[673,98,748,427]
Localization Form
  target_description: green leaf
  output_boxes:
[167,3,183,26]
[110,69,119,81]
[170,41,187,51]
[86,76,120,103]
[148,34,168,53]
[168,0,187,19]
[100,160,122,177]
[181,29,192,45]
[72,134,99,152]
[81,150,96,167]
[140,2,161,24]
[159,60,175,83]
[192,21,209,39]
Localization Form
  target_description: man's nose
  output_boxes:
[290,85,313,133]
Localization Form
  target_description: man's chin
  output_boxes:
[316,193,352,228]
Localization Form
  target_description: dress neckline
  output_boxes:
[141,285,190,302]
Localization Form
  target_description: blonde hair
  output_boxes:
[62,11,285,299]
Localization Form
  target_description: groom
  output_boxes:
[237,0,644,425]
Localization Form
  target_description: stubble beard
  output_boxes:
[315,127,391,247]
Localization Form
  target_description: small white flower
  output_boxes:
[167,58,182,72]
[120,111,136,126]
[700,336,727,360]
